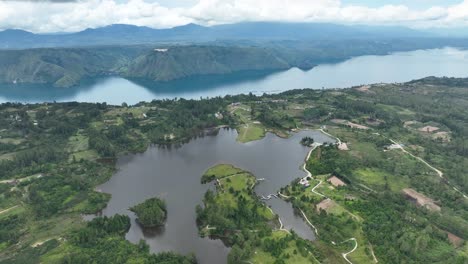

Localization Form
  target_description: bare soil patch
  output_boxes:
[338,142,349,151]
[356,85,371,92]
[433,131,450,142]
[447,232,464,248]
[403,120,418,128]
[419,126,440,133]
[328,176,346,187]
[402,188,440,212]
[316,198,336,212]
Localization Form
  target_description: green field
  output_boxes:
[237,123,266,143]
[251,231,320,264]
[231,105,267,143]
[1,77,467,263]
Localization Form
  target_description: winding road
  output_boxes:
[387,138,468,199]
[341,238,358,264]
[319,128,341,145]
[299,209,319,236]
[311,180,326,198]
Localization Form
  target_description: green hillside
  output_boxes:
[0,45,293,87]
[0,47,141,88]
[124,46,290,81]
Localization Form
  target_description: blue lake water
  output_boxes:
[1,47,468,105]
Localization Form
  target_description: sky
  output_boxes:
[1,0,468,33]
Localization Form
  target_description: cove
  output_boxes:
[1,47,468,105]
[91,129,334,263]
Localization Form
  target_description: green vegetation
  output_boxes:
[201,164,244,183]
[0,76,468,263]
[0,47,146,87]
[130,197,167,228]
[278,79,468,262]
[125,46,290,81]
[37,215,196,264]
[300,136,314,146]
[0,99,233,262]
[0,45,294,88]
[197,164,321,263]
[197,164,275,240]
[229,103,267,143]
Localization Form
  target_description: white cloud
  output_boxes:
[0,0,467,33]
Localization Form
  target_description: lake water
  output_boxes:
[1,47,468,105]
[93,129,334,263]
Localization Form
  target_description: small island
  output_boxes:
[130,197,167,228]
[300,136,314,146]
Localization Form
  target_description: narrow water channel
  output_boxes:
[93,129,334,263]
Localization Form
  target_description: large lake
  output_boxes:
[91,129,334,263]
[1,47,468,105]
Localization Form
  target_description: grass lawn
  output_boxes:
[237,123,266,143]
[345,230,375,264]
[0,205,25,219]
[354,168,408,192]
[203,164,244,179]
[202,164,276,231]
[251,231,320,264]
[220,173,254,191]
[26,213,84,247]
[67,132,89,153]
[217,172,274,220]
[231,105,266,143]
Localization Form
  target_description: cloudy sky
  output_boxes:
[1,0,467,33]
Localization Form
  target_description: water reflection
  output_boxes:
[1,48,468,105]
[93,129,334,263]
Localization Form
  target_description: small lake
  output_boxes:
[1,47,468,105]
[92,129,334,263]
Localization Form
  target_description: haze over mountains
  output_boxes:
[0,22,441,49]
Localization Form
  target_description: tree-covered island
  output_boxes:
[130,197,167,228]
[0,76,467,263]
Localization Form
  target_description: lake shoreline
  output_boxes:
[2,47,468,105]
[88,128,333,263]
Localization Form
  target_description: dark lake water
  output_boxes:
[1,47,468,105]
[92,129,334,263]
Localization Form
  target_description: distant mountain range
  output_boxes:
[1,22,468,88]
[0,22,438,49]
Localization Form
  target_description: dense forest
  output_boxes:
[0,77,467,263]
[130,197,167,228]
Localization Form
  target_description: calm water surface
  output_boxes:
[1,48,468,105]
[95,129,334,263]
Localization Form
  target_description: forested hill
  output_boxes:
[124,46,290,81]
[0,46,146,88]
[4,38,468,88]
[0,45,291,88]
